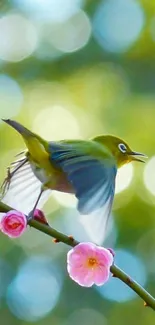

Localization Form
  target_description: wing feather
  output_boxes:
[1,155,51,214]
[50,141,117,243]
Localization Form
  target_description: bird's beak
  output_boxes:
[128,151,148,163]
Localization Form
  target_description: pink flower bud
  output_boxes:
[0,210,27,238]
[33,209,48,225]
[107,248,115,257]
[67,242,113,287]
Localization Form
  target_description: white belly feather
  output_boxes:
[30,163,49,184]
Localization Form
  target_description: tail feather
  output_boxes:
[2,119,33,137]
[2,119,49,162]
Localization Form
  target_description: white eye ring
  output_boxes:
[118,143,127,153]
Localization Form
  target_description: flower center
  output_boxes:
[10,222,20,229]
[87,257,98,268]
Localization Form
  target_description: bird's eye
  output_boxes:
[118,143,127,153]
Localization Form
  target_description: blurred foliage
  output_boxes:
[0,0,155,324]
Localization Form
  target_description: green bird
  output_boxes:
[0,119,147,243]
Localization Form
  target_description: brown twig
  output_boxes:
[0,201,155,310]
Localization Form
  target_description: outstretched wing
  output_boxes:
[0,152,51,215]
[50,141,117,243]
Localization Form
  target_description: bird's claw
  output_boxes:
[0,167,12,197]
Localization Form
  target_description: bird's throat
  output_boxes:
[25,137,53,174]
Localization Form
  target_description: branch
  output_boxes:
[0,201,155,310]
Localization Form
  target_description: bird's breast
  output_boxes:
[30,163,49,184]
[30,161,74,194]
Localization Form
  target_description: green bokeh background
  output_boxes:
[0,0,155,324]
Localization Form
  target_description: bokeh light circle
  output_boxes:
[32,105,81,140]
[53,192,77,208]
[7,256,63,321]
[35,40,63,62]
[0,74,23,120]
[93,0,145,53]
[150,17,155,42]
[0,259,13,298]
[137,227,155,275]
[144,156,155,195]
[13,0,84,23]
[115,163,134,194]
[97,249,146,302]
[0,14,38,62]
[46,10,91,53]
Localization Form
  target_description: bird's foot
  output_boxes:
[0,167,12,197]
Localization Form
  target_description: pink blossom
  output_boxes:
[0,210,27,238]
[67,242,114,287]
[33,209,48,225]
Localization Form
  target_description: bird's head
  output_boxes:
[94,135,147,168]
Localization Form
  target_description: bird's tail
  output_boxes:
[2,119,34,137]
[2,119,48,162]
[1,120,51,213]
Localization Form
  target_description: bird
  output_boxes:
[0,119,147,243]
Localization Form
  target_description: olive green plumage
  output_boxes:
[0,119,146,243]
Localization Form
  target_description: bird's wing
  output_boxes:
[50,141,117,244]
[0,152,51,215]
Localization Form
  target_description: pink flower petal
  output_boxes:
[68,265,94,287]
[67,264,86,280]
[77,271,94,287]
[0,210,27,238]
[93,266,110,286]
[95,247,114,267]
[67,252,85,267]
[67,242,113,288]
[67,249,88,267]
[72,242,96,258]
[67,243,98,268]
